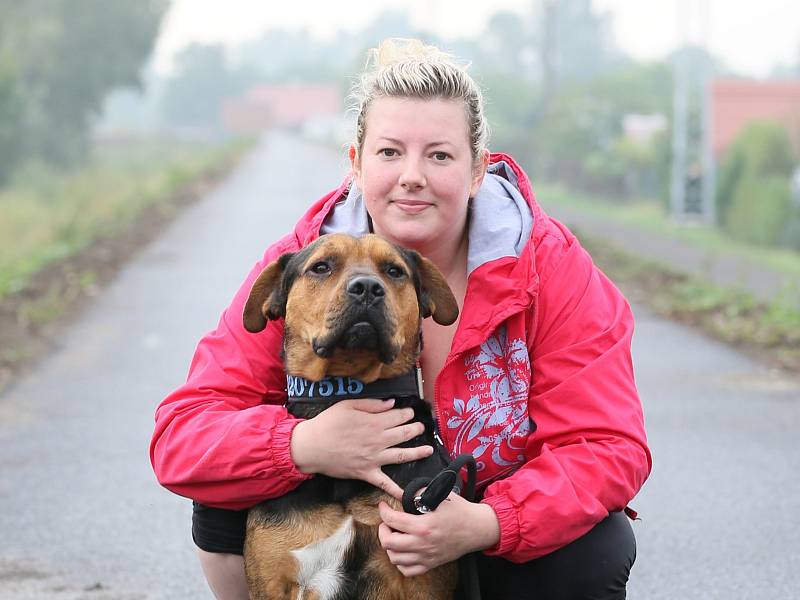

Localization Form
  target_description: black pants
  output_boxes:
[467,511,635,599]
[192,503,635,600]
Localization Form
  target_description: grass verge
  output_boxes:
[577,230,800,373]
[0,136,254,393]
[539,183,800,279]
[0,137,253,299]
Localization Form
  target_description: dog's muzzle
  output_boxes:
[312,275,398,363]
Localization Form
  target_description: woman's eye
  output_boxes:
[432,151,449,161]
[309,262,331,275]
[379,148,397,157]
[386,265,405,279]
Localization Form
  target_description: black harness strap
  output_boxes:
[285,368,481,600]
[285,369,422,405]
[402,453,481,600]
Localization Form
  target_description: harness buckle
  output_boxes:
[413,495,431,514]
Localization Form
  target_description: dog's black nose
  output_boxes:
[346,275,385,305]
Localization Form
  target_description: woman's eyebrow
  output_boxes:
[376,136,404,145]
[376,136,455,148]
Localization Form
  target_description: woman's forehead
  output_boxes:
[364,97,470,145]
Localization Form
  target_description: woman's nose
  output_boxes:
[398,158,426,191]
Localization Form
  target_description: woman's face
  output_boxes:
[350,97,487,254]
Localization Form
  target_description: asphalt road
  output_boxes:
[1,133,798,599]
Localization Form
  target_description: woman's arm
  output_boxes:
[376,220,651,572]
[150,237,313,510]
[150,233,436,509]
[481,221,652,562]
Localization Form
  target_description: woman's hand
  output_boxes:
[289,398,433,499]
[377,493,501,577]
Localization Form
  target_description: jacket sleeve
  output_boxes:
[481,220,652,562]
[149,235,312,510]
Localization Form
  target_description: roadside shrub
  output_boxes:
[0,61,25,185]
[716,121,795,226]
[723,174,792,246]
[779,211,800,250]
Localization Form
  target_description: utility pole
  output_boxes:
[534,0,557,127]
[670,0,715,225]
[699,0,716,225]
[670,15,688,223]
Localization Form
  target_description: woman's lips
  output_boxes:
[392,199,432,215]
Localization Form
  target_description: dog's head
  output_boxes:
[243,233,458,383]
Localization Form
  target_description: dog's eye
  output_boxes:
[385,265,406,279]
[309,261,331,275]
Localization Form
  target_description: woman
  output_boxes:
[150,38,651,600]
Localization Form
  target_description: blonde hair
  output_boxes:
[349,38,489,166]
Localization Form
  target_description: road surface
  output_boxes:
[1,133,798,599]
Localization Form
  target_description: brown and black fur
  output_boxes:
[242,233,460,600]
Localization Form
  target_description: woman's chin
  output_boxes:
[371,213,462,252]
[377,226,437,250]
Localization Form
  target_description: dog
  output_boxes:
[242,233,461,600]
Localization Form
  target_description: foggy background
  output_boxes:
[1,1,799,598]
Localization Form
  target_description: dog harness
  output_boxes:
[285,369,423,406]
[284,368,477,508]
[285,368,482,600]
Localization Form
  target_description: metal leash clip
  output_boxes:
[413,495,432,514]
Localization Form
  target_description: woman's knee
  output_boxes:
[477,511,636,600]
[197,549,249,600]
[566,511,637,597]
[192,503,250,599]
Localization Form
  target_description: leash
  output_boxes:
[402,453,482,600]
[401,453,476,514]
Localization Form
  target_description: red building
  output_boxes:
[222,83,342,134]
[711,79,800,157]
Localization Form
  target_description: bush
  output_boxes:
[723,174,792,246]
[779,211,800,251]
[0,61,24,184]
[716,121,795,224]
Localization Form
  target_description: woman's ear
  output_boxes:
[349,144,361,186]
[469,149,490,198]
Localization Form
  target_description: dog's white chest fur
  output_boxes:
[291,516,355,600]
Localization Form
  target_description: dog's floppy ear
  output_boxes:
[403,249,459,326]
[242,252,295,332]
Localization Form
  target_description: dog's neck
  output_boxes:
[282,328,424,385]
[285,368,424,419]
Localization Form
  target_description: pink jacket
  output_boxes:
[150,153,651,562]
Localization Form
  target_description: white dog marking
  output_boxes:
[291,516,356,600]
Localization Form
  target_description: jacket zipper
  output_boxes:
[432,353,460,461]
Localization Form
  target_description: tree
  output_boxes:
[716,122,796,246]
[0,59,25,183]
[161,45,233,132]
[480,11,535,78]
[0,0,165,180]
[527,60,672,191]
[526,0,625,172]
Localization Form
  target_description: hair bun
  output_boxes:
[370,38,451,68]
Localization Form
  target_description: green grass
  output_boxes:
[0,137,253,299]
[577,230,800,371]
[537,182,800,278]
[544,182,800,369]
